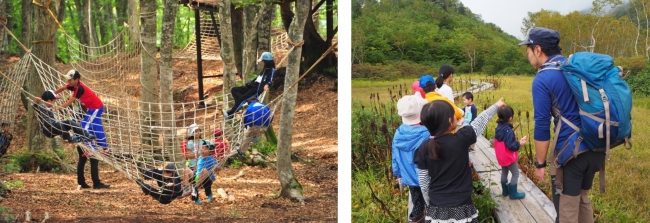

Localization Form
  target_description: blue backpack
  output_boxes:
[542,52,633,168]
[243,101,273,128]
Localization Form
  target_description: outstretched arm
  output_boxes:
[54,85,68,94]
[54,97,76,112]
[470,101,502,137]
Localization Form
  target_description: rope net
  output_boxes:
[1,49,281,197]
[0,5,337,198]
[172,10,290,61]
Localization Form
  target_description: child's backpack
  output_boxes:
[493,139,518,167]
[180,139,189,160]
[541,52,633,167]
[213,138,229,160]
[243,101,273,128]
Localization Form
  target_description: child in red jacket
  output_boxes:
[213,128,229,161]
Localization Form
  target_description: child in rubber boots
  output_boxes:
[494,105,528,199]
[192,142,220,204]
[392,94,429,222]
[136,162,183,204]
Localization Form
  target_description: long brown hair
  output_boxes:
[420,100,455,160]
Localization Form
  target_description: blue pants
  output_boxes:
[82,106,107,148]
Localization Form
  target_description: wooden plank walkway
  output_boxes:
[405,81,555,222]
[470,136,557,223]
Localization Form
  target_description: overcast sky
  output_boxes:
[459,0,595,39]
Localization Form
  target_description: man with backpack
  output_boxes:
[519,27,633,223]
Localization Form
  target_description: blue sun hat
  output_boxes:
[257,52,274,63]
[419,75,436,88]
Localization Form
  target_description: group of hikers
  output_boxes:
[392,27,629,223]
[0,51,278,205]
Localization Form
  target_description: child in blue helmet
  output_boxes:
[224,52,276,119]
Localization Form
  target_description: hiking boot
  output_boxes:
[194,199,203,205]
[79,184,92,189]
[207,194,214,202]
[508,183,525,199]
[93,183,111,189]
[501,181,509,196]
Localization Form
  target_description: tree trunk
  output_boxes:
[0,0,5,54]
[86,0,98,52]
[139,0,158,147]
[326,0,334,67]
[67,2,80,39]
[29,0,60,152]
[242,4,261,82]
[116,0,128,30]
[277,0,307,203]
[160,0,178,156]
[279,1,335,75]
[312,0,319,32]
[20,0,32,111]
[73,0,89,46]
[232,5,243,77]
[220,0,237,107]
[128,0,140,44]
[54,0,66,61]
[103,0,117,44]
[21,0,32,56]
[256,4,273,72]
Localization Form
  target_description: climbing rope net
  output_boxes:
[0,3,336,197]
[172,11,290,61]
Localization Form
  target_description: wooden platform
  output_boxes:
[470,136,557,223]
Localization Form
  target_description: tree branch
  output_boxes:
[367,181,396,221]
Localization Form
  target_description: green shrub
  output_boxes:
[352,63,400,80]
[384,60,437,77]
[626,72,650,96]
[7,151,64,173]
[614,56,648,76]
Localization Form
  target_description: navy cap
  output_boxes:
[518,27,560,47]
[163,163,176,172]
[41,90,60,101]
[419,75,435,88]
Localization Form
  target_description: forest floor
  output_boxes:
[0,55,338,222]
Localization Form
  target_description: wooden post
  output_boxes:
[326,0,333,66]
[195,9,205,107]
[210,10,221,46]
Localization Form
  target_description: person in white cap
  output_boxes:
[392,94,429,223]
[34,90,95,143]
[224,52,276,119]
[184,124,213,170]
[54,70,109,153]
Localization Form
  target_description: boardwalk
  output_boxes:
[470,136,556,223]
[406,80,556,222]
